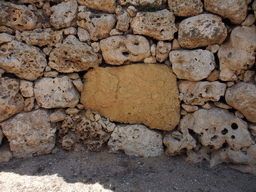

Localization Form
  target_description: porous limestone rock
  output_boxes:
[206,69,219,82]
[218,26,256,81]
[0,77,24,123]
[64,27,77,36]
[169,49,215,81]
[50,109,66,123]
[20,28,63,47]
[100,35,150,65]
[127,5,137,17]
[0,147,12,163]
[242,14,256,26]
[81,64,180,131]
[0,33,15,45]
[178,14,227,49]
[20,80,34,98]
[1,109,56,158]
[168,0,203,17]
[49,35,101,73]
[0,2,37,31]
[108,124,163,157]
[131,9,177,40]
[181,104,198,113]
[24,97,35,112]
[78,0,116,13]
[226,82,256,123]
[116,11,130,32]
[156,41,172,63]
[243,70,255,83]
[50,0,77,29]
[72,78,83,92]
[77,11,116,41]
[77,27,90,42]
[179,81,226,106]
[0,41,47,81]
[214,102,232,110]
[118,0,163,6]
[204,0,247,24]
[0,26,14,35]
[34,76,80,109]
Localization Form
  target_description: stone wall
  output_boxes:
[0,0,256,174]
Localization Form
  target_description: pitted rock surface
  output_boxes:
[81,64,180,131]
[78,0,117,13]
[168,0,203,17]
[0,33,15,45]
[118,0,163,6]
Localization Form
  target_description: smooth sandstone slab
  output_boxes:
[81,64,180,131]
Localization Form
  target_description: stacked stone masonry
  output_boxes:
[0,0,256,175]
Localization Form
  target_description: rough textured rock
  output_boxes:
[204,0,247,24]
[0,2,37,31]
[78,0,116,13]
[77,11,116,41]
[181,104,198,113]
[24,97,35,112]
[178,14,227,49]
[168,0,203,17]
[218,26,256,81]
[49,35,101,73]
[0,77,24,123]
[100,35,150,65]
[226,83,256,123]
[81,64,180,131]
[0,129,3,145]
[20,28,63,47]
[1,109,56,158]
[169,49,215,81]
[118,0,163,6]
[20,80,34,98]
[0,41,47,81]
[156,41,172,63]
[0,26,14,35]
[50,0,77,29]
[108,124,163,157]
[179,81,226,106]
[0,147,12,163]
[77,27,90,42]
[50,109,66,123]
[34,76,80,109]
[131,9,177,40]
[0,33,15,45]
[242,14,256,26]
[116,11,130,32]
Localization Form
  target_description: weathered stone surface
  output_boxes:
[50,109,66,123]
[81,64,180,131]
[226,83,256,123]
[0,2,37,31]
[64,27,77,36]
[116,11,130,32]
[24,97,35,112]
[131,9,177,40]
[49,35,101,73]
[214,102,232,110]
[72,78,83,92]
[20,28,63,47]
[181,104,198,113]
[242,14,256,26]
[156,41,172,63]
[1,109,56,158]
[108,124,163,157]
[20,80,33,98]
[0,129,3,145]
[0,78,24,123]
[0,26,14,35]
[178,14,227,49]
[118,0,163,6]
[170,49,215,81]
[218,26,256,81]
[168,0,203,17]
[78,11,116,41]
[206,69,219,82]
[65,107,80,115]
[243,70,255,83]
[204,0,247,24]
[0,147,12,163]
[77,27,90,42]
[34,76,80,109]
[179,81,226,106]
[78,0,116,13]
[100,35,150,65]
[0,33,14,45]
[0,41,47,81]
[50,0,77,29]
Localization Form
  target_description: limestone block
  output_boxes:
[108,124,163,157]
[0,77,24,123]
[100,35,150,65]
[178,14,227,49]
[204,0,247,24]
[118,0,163,6]
[24,97,35,112]
[214,102,232,110]
[77,27,90,42]
[50,109,66,123]
[168,0,203,17]
[81,64,180,131]
[78,12,116,41]
[1,109,56,158]
[116,11,130,32]
[0,41,47,81]
[20,80,34,98]
[156,41,172,63]
[127,6,137,17]
[78,0,116,13]
[242,14,256,26]
[226,82,256,123]
[72,78,83,92]
[64,27,77,36]
[44,71,58,78]
[20,28,63,47]
[34,76,80,109]
[181,104,198,113]
[0,2,37,31]
[243,70,255,83]
[0,147,12,163]
[179,81,226,106]
[131,9,177,40]
[0,33,15,45]
[50,0,77,29]
[49,35,101,73]
[206,69,219,82]
[169,49,215,81]
[0,26,14,35]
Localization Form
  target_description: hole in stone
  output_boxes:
[211,136,217,141]
[134,42,139,46]
[122,52,129,57]
[221,128,228,135]
[231,135,235,139]
[231,123,238,130]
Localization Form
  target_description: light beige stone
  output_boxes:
[109,29,123,36]
[168,0,203,17]
[118,0,163,6]
[186,146,211,164]
[50,109,66,123]
[206,70,219,82]
[77,27,90,42]
[127,5,137,17]
[63,27,77,36]
[206,44,220,54]
[0,33,15,45]
[227,81,235,87]
[0,26,14,35]
[0,41,47,81]
[68,73,80,80]
[151,44,156,57]
[116,11,130,32]
[34,76,80,109]
[242,14,256,26]
[178,14,227,49]
[1,109,56,158]
[43,47,52,56]
[49,35,101,73]
[243,70,255,83]
[214,102,232,110]
[181,104,198,113]
[156,41,172,63]
[144,57,157,64]
[179,81,226,105]
[170,49,215,81]
[81,64,180,131]
[235,111,245,119]
[91,42,100,53]
[0,148,12,163]
[44,71,59,78]
[202,102,211,109]
[172,39,180,50]
[77,104,84,110]
[108,124,163,157]
[78,0,117,13]
[131,9,177,40]
[20,80,34,98]
[65,108,80,115]
[100,35,150,65]
[204,0,247,24]
[24,97,35,112]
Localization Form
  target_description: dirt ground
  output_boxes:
[0,144,256,192]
